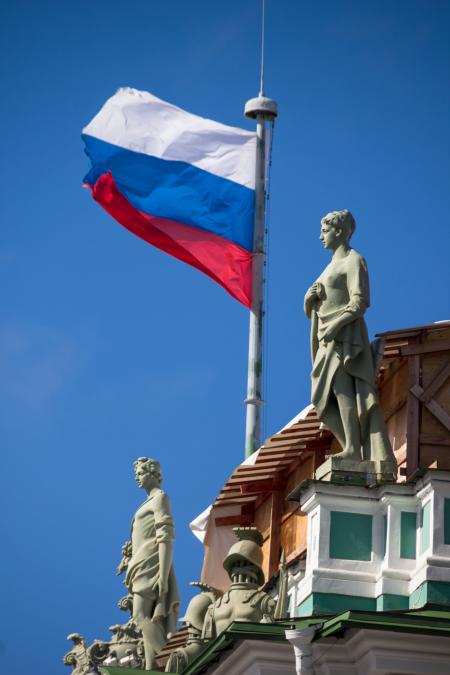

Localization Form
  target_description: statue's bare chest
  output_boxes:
[212,589,267,634]
[319,258,349,292]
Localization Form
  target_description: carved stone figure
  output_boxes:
[117,540,132,576]
[165,582,221,673]
[117,593,134,613]
[118,457,180,670]
[87,600,144,671]
[166,528,282,673]
[202,528,276,637]
[99,622,144,669]
[63,634,91,675]
[64,458,179,672]
[304,210,396,470]
[88,639,110,669]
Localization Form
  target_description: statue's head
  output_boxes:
[223,527,265,587]
[320,209,355,249]
[133,457,162,490]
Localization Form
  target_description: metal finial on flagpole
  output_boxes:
[243,0,278,458]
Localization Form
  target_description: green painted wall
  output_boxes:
[420,502,431,554]
[296,583,450,617]
[444,499,450,545]
[400,511,417,559]
[329,511,373,561]
[410,581,450,609]
[297,592,375,616]
[376,594,408,611]
[296,594,314,616]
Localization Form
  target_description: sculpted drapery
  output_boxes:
[126,489,179,627]
[119,457,180,670]
[304,210,395,466]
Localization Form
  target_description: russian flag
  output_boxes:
[82,88,256,307]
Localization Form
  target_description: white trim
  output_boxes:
[279,404,314,432]
[313,628,450,675]
[207,639,294,675]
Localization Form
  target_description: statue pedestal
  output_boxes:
[316,456,397,485]
[287,470,450,617]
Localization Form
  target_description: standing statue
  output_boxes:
[304,210,396,470]
[118,457,180,670]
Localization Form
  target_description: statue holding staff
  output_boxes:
[304,210,396,469]
[118,457,180,670]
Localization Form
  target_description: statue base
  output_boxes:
[315,456,397,485]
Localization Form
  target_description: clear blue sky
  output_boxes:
[1,1,449,673]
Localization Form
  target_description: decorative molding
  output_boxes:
[313,628,450,675]
[291,471,450,614]
[206,639,295,675]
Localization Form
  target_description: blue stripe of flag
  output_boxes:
[82,135,255,252]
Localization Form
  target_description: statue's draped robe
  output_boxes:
[126,489,179,633]
[308,249,393,461]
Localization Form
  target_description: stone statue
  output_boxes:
[63,634,91,675]
[97,622,144,669]
[166,528,282,673]
[202,528,276,637]
[87,595,144,671]
[304,210,396,472]
[118,457,180,670]
[117,540,132,576]
[165,582,221,673]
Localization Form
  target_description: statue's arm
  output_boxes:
[333,254,369,326]
[322,308,354,340]
[153,491,175,595]
[304,281,323,318]
[345,254,370,316]
[117,540,132,576]
[158,540,173,595]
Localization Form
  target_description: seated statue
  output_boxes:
[164,582,221,673]
[166,528,283,673]
[304,210,396,470]
[201,528,276,637]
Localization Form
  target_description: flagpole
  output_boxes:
[244,94,277,457]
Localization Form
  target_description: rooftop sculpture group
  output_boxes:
[64,461,286,674]
[64,209,397,673]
